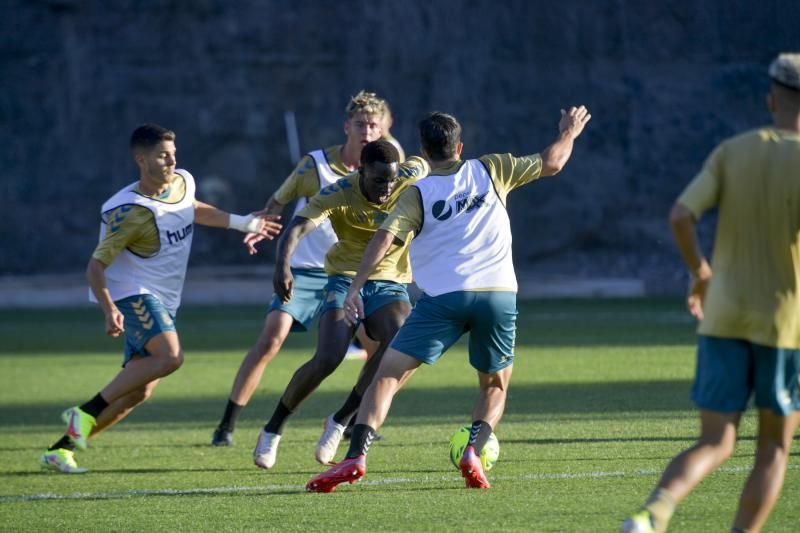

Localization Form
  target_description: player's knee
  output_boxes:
[255,334,285,359]
[755,440,792,465]
[153,350,183,375]
[129,385,155,406]
[698,433,736,459]
[310,353,340,377]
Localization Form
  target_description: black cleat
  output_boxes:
[211,427,234,446]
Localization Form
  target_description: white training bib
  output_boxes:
[289,149,341,269]
[90,169,196,314]
[411,160,517,296]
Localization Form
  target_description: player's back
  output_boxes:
[701,127,800,347]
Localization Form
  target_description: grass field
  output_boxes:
[0,299,797,531]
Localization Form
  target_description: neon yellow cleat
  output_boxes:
[620,510,656,533]
[61,407,96,450]
[39,448,88,474]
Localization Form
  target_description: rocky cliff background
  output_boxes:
[2,0,799,292]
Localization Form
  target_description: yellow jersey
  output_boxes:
[298,156,429,282]
[679,127,800,348]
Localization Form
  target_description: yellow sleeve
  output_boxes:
[677,144,723,219]
[92,205,159,265]
[381,186,423,242]
[397,155,430,182]
[296,179,351,226]
[479,153,543,203]
[273,155,323,205]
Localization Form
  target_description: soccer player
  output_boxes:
[210,91,387,446]
[39,124,282,473]
[306,106,591,492]
[621,53,800,533]
[252,139,429,469]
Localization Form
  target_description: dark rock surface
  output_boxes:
[3,0,798,293]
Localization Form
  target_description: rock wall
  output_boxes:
[2,0,799,290]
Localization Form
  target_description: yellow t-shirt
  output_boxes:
[678,127,800,348]
[92,174,188,266]
[297,156,430,282]
[272,145,352,205]
[383,153,542,241]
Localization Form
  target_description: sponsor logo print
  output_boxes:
[432,192,488,221]
[432,200,452,221]
[166,223,193,245]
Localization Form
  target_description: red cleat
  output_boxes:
[459,445,491,489]
[306,455,366,493]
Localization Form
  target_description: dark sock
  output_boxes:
[264,400,293,435]
[468,420,493,455]
[48,435,76,451]
[218,399,244,432]
[345,424,376,458]
[332,388,361,426]
[79,393,109,418]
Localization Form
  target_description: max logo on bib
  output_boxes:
[432,193,487,221]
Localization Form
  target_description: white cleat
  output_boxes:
[315,414,346,465]
[253,430,281,469]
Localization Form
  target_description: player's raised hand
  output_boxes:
[343,289,365,326]
[273,267,294,304]
[559,105,591,139]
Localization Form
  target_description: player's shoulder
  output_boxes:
[317,174,357,199]
[398,155,430,179]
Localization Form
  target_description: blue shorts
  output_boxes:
[320,275,410,319]
[390,291,517,374]
[691,335,800,416]
[116,294,177,366]
[268,268,327,332]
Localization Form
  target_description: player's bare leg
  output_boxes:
[732,409,800,532]
[280,309,357,410]
[213,311,295,445]
[356,348,421,430]
[229,311,295,405]
[306,348,420,492]
[91,379,161,437]
[100,331,184,403]
[623,410,740,532]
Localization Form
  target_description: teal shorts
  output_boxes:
[268,268,327,332]
[390,291,517,374]
[116,294,177,367]
[320,275,410,320]
[692,335,800,416]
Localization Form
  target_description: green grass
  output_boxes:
[0,299,797,531]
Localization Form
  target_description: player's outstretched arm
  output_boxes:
[540,105,592,177]
[193,200,282,238]
[244,195,287,255]
[273,216,317,303]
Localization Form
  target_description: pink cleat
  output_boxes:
[459,445,490,489]
[306,455,366,493]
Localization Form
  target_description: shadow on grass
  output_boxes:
[0,298,697,355]
[0,379,694,428]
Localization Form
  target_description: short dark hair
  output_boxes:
[419,112,461,161]
[360,139,400,166]
[130,123,176,150]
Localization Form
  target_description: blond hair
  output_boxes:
[345,90,387,119]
